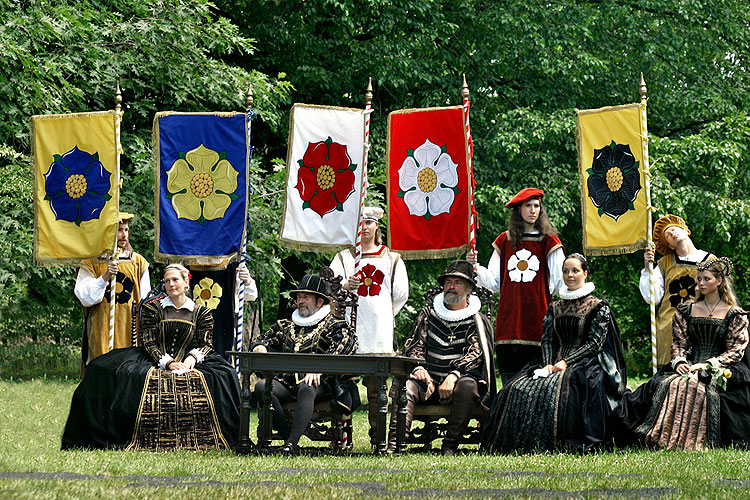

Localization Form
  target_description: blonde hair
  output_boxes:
[165,263,190,293]
[695,257,739,308]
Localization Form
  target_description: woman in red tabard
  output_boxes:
[467,188,564,384]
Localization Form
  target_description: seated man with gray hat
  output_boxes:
[388,260,495,455]
[251,273,358,454]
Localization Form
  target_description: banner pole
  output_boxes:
[236,82,255,373]
[462,74,478,264]
[108,83,123,350]
[640,74,657,375]
[354,77,373,271]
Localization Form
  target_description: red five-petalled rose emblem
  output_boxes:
[295,137,357,217]
[356,264,385,297]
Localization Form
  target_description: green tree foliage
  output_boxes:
[1,0,749,377]
[0,0,292,345]
[216,0,750,375]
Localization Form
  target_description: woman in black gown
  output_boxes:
[62,263,240,450]
[481,253,627,453]
[615,257,750,450]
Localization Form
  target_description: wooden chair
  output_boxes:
[257,266,359,452]
[405,283,495,451]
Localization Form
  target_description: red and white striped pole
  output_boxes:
[354,77,373,272]
[462,75,478,259]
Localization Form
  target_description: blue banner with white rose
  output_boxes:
[153,112,249,262]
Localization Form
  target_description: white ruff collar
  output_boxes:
[559,282,595,300]
[433,293,481,322]
[292,304,331,327]
[160,295,195,311]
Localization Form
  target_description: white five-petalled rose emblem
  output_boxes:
[507,249,540,283]
[397,139,459,220]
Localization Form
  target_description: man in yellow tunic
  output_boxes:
[74,212,150,368]
[639,214,714,366]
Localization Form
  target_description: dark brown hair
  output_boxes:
[507,199,558,248]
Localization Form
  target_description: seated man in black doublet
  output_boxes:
[251,274,358,454]
[388,260,495,455]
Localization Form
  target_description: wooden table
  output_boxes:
[229,351,423,453]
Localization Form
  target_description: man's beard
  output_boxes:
[443,290,465,306]
[297,305,319,318]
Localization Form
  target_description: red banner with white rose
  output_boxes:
[279,104,366,252]
[386,106,471,259]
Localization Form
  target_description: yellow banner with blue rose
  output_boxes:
[576,103,649,256]
[31,111,120,266]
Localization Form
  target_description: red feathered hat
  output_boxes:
[505,187,545,208]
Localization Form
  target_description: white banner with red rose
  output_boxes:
[279,104,366,252]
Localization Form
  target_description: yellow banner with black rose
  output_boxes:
[576,103,649,256]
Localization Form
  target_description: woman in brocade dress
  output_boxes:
[62,263,240,450]
[615,257,750,450]
[481,253,627,453]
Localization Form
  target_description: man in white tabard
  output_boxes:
[329,206,409,448]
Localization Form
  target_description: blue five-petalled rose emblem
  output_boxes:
[586,141,641,221]
[43,146,112,226]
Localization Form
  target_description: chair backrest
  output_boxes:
[130,280,166,347]
[320,266,359,331]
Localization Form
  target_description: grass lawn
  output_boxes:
[0,379,749,499]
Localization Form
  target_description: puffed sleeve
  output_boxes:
[329,250,351,284]
[188,306,214,363]
[540,304,556,366]
[323,318,358,355]
[670,304,691,368]
[74,266,108,307]
[475,250,502,293]
[140,302,169,367]
[710,311,749,368]
[403,308,429,371]
[252,322,285,352]
[561,303,609,366]
[391,254,409,316]
[639,266,665,304]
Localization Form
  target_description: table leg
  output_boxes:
[375,375,388,453]
[259,374,274,450]
[236,368,254,454]
[396,376,408,453]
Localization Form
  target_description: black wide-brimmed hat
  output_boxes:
[290,274,331,303]
[437,260,476,288]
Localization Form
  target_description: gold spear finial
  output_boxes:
[245,82,254,109]
[461,74,469,102]
[639,73,647,100]
[365,77,373,107]
[115,81,122,111]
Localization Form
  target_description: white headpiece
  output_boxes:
[362,206,384,221]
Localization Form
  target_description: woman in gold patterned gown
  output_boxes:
[615,257,750,450]
[62,264,240,450]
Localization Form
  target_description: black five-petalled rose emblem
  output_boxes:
[587,141,641,220]
[668,275,696,308]
[104,272,134,304]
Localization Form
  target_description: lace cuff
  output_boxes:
[188,348,205,364]
[158,354,174,370]
[671,356,688,370]
[706,357,722,370]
